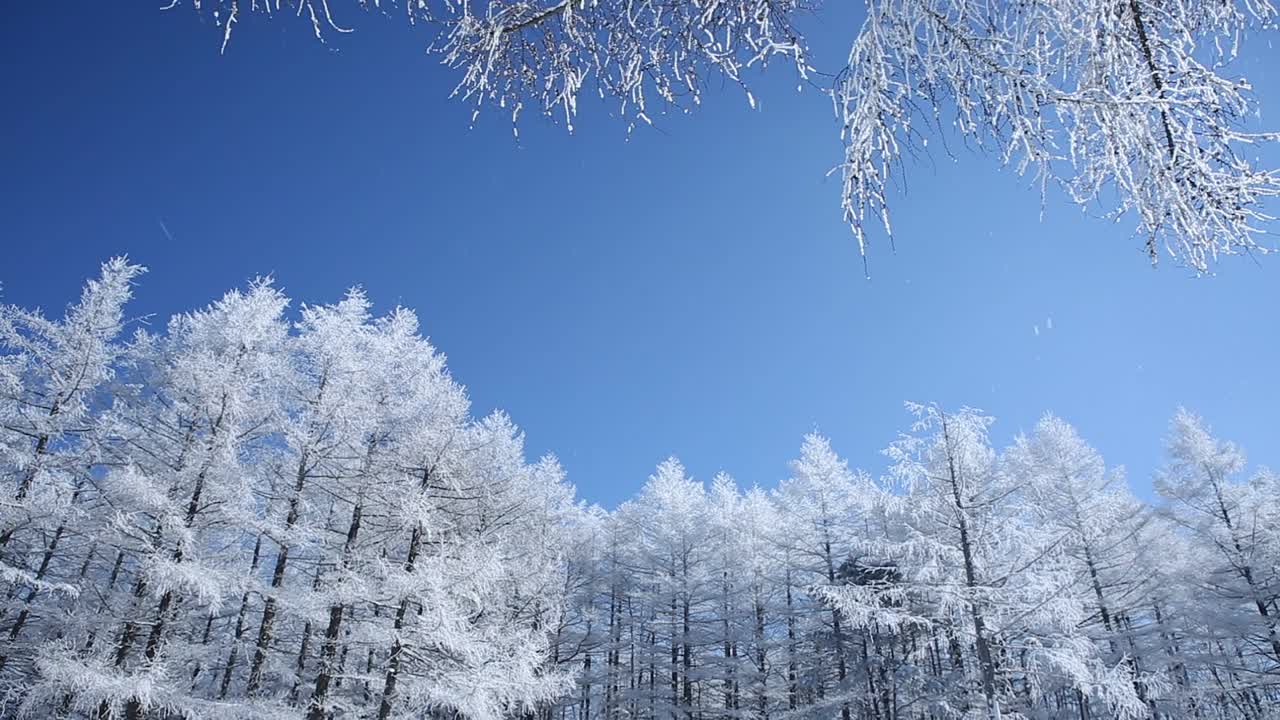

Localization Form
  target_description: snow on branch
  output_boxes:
[175,0,1279,272]
[836,0,1280,271]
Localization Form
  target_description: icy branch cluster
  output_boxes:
[190,1,811,132]
[837,0,1280,270]
[178,0,1278,271]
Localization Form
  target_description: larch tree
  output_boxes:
[0,258,145,686]
[869,404,1145,719]
[733,485,787,718]
[617,457,716,720]
[775,433,863,720]
[1002,413,1161,707]
[1154,409,1280,702]
[32,278,291,719]
[240,289,386,702]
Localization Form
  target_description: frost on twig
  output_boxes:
[836,0,1280,272]
[180,1,812,132]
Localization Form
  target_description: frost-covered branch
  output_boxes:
[836,0,1280,271]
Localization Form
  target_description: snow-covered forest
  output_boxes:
[2,260,1277,720]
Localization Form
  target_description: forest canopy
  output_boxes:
[1,260,1277,719]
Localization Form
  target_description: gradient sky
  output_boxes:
[2,3,1277,508]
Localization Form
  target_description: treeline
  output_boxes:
[540,414,1278,720]
[1,261,1277,719]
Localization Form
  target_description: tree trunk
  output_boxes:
[247,454,311,694]
[306,498,363,720]
[219,535,264,698]
[376,522,423,720]
[942,416,999,718]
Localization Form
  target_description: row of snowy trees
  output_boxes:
[541,410,1280,720]
[3,260,1278,718]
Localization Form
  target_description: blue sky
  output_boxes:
[2,3,1277,507]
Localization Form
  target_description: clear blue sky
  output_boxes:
[2,3,1277,507]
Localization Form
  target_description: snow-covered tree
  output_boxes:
[1154,409,1280,709]
[0,258,145,681]
[846,404,1147,719]
[1003,414,1163,711]
[775,433,865,720]
[619,458,715,719]
[36,279,290,719]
